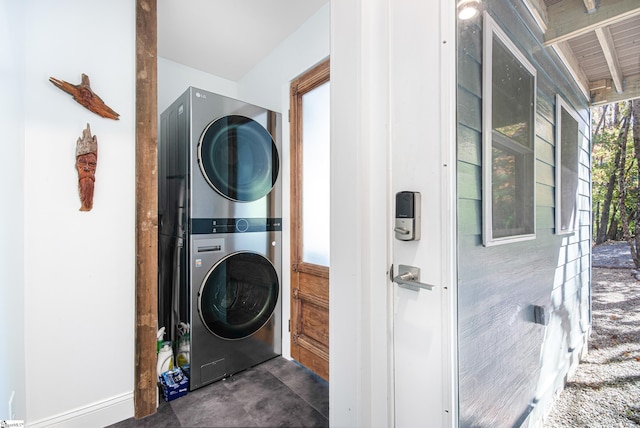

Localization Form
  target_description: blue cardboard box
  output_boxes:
[159,367,188,401]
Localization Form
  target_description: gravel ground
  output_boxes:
[544,263,640,427]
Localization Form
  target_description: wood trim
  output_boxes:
[295,335,330,361]
[290,58,330,266]
[290,59,330,381]
[293,59,331,94]
[134,0,158,419]
[594,26,624,94]
[292,261,330,278]
[521,0,548,32]
[293,287,330,310]
[544,0,640,46]
[591,73,640,105]
[551,42,590,101]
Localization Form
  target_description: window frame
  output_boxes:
[289,58,331,275]
[482,12,538,246]
[554,94,582,235]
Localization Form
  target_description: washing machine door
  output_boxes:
[198,115,279,202]
[198,252,279,340]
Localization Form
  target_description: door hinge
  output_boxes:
[288,319,291,332]
[288,109,291,122]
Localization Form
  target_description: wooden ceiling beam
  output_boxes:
[590,73,640,106]
[582,0,598,14]
[522,0,549,32]
[552,41,591,101]
[544,0,640,47]
[594,26,624,93]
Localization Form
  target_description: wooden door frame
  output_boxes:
[289,59,331,380]
[135,0,158,419]
[290,58,330,270]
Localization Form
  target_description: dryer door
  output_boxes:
[198,115,279,202]
[198,251,279,339]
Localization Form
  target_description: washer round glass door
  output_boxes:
[198,252,279,340]
[198,115,279,202]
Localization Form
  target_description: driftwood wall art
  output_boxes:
[49,73,120,120]
[76,124,98,211]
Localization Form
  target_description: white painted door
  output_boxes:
[389,1,456,426]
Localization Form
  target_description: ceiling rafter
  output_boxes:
[551,41,591,99]
[582,0,597,13]
[543,0,640,46]
[538,0,640,105]
[522,0,549,32]
[594,26,624,93]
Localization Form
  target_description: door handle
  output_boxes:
[393,265,435,291]
[394,227,411,235]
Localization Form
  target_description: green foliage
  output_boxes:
[592,101,637,241]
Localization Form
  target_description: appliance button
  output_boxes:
[236,219,249,233]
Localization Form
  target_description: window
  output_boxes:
[482,12,537,246]
[555,95,581,235]
[301,80,330,265]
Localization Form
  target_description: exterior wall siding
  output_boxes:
[456,1,592,426]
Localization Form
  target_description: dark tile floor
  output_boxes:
[108,357,329,428]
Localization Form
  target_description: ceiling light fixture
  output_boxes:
[458,0,481,20]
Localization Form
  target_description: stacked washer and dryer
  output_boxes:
[158,87,282,391]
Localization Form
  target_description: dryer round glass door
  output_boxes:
[198,252,279,340]
[198,115,279,202]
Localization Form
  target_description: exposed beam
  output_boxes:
[594,26,624,93]
[522,0,548,32]
[544,0,640,46]
[591,73,640,105]
[135,0,158,419]
[552,41,591,101]
[582,0,598,14]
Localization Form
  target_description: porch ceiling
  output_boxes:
[528,0,640,105]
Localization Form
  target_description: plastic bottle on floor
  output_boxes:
[157,342,174,377]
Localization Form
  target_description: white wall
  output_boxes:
[23,1,136,426]
[158,57,239,115]
[237,3,330,112]
[0,0,27,421]
[330,1,371,426]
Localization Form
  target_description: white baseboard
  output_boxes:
[27,392,134,428]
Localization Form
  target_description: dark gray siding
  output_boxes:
[456,1,591,426]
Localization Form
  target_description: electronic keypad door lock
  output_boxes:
[394,191,421,241]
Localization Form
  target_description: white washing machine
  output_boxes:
[159,87,282,390]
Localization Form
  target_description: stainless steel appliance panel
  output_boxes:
[188,231,282,390]
[159,87,283,391]
[187,88,282,220]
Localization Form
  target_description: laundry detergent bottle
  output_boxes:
[157,342,174,377]
[156,327,166,353]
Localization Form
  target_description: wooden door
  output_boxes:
[290,59,330,381]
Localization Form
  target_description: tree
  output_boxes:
[615,115,634,261]
[631,99,640,266]
[592,101,638,246]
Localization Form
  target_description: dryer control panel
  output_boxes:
[191,218,282,234]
